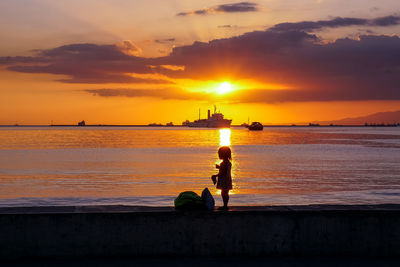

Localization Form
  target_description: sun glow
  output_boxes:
[216,82,233,94]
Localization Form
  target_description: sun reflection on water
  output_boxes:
[219,128,231,146]
[216,128,237,195]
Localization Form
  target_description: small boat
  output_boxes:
[248,122,263,131]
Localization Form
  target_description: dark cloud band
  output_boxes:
[270,15,400,32]
[177,2,259,16]
[85,88,209,101]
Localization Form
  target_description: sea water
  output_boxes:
[0,126,399,206]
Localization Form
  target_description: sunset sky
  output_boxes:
[1,0,400,125]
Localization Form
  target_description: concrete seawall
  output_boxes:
[0,205,399,260]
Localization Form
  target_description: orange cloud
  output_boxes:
[116,40,142,56]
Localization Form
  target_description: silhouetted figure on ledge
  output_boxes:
[211,146,232,210]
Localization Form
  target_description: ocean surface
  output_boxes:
[0,126,399,207]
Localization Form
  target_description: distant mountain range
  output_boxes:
[313,110,400,125]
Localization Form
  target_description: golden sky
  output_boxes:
[1,0,400,125]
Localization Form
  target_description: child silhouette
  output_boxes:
[211,146,232,210]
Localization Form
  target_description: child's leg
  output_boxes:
[221,189,229,207]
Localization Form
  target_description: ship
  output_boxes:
[186,106,232,128]
[248,122,263,131]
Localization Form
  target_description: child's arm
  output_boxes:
[217,161,227,177]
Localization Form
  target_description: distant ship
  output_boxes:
[186,106,232,128]
[248,122,263,131]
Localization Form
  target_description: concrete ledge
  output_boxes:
[1,205,399,260]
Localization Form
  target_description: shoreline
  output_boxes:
[1,204,399,260]
[1,203,399,214]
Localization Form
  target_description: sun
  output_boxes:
[216,82,233,94]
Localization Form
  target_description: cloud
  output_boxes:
[270,15,400,32]
[230,86,400,103]
[155,38,176,44]
[85,83,400,103]
[373,15,400,26]
[0,56,47,64]
[177,2,259,16]
[1,43,172,84]
[56,75,172,84]
[85,88,210,101]
[2,15,400,102]
[218,25,233,28]
[115,40,142,56]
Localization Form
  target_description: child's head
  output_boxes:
[218,146,232,161]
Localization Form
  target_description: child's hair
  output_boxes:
[218,146,232,160]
